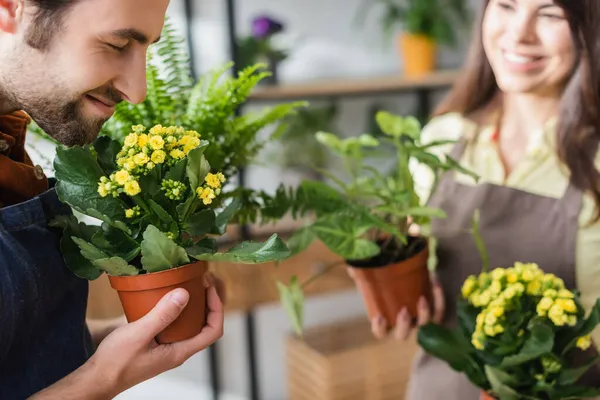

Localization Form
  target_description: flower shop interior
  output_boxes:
[25,0,507,399]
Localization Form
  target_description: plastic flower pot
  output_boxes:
[108,261,208,344]
[398,33,437,77]
[480,391,497,400]
[346,236,432,329]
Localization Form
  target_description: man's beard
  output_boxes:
[27,98,107,146]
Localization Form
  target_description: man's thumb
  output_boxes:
[136,288,190,340]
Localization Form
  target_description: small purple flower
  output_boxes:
[252,15,284,39]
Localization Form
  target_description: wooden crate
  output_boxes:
[286,317,419,400]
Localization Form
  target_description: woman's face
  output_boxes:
[482,0,576,96]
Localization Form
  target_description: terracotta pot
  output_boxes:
[480,391,497,400]
[108,261,208,344]
[347,237,432,329]
[398,33,437,77]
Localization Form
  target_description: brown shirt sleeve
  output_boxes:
[0,111,49,208]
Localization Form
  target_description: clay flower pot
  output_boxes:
[347,237,432,329]
[480,391,497,400]
[108,261,208,344]
[398,33,437,77]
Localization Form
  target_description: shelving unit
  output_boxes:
[181,1,460,399]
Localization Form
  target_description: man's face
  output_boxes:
[0,0,170,145]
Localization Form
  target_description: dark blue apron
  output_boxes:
[0,182,93,399]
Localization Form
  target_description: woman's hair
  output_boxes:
[434,0,600,220]
[25,0,81,50]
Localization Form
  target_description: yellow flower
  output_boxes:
[513,282,525,295]
[123,180,141,196]
[478,272,491,287]
[131,124,145,133]
[216,172,225,183]
[489,280,502,295]
[555,298,577,314]
[577,335,592,350]
[149,124,165,136]
[125,209,135,218]
[479,291,491,307]
[183,143,196,155]
[491,268,505,281]
[98,184,108,197]
[197,187,216,205]
[476,313,485,327]
[558,289,575,299]
[472,335,485,350]
[462,276,477,298]
[537,297,554,316]
[124,160,136,171]
[170,149,185,160]
[484,325,496,336]
[151,150,166,164]
[522,268,535,282]
[117,157,126,167]
[205,173,224,189]
[179,135,192,146]
[527,279,543,296]
[149,135,165,150]
[507,271,518,283]
[494,325,504,335]
[133,152,149,166]
[490,306,504,317]
[138,134,149,148]
[567,315,577,326]
[548,304,567,326]
[543,289,558,298]
[124,133,138,147]
[114,170,130,185]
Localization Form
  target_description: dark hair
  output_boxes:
[26,0,80,49]
[434,0,600,220]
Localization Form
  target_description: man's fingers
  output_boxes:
[416,296,431,326]
[393,308,411,340]
[174,286,224,360]
[134,289,189,341]
[432,279,446,324]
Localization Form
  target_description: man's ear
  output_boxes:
[0,0,22,34]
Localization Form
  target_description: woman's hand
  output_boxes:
[371,275,445,340]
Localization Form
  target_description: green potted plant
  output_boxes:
[417,212,600,400]
[239,110,477,335]
[356,0,470,76]
[51,123,291,344]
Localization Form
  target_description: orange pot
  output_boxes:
[398,33,437,77]
[481,391,497,400]
[108,261,208,344]
[347,237,432,329]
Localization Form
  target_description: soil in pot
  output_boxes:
[347,236,432,329]
[109,261,208,344]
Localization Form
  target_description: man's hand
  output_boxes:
[30,285,224,399]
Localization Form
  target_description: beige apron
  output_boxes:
[406,138,600,399]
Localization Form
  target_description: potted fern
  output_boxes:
[241,111,477,335]
[356,0,470,76]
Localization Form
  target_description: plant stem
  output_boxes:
[132,195,152,215]
[301,260,346,289]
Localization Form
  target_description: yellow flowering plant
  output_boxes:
[49,124,291,279]
[417,212,600,400]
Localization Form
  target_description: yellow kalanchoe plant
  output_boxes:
[50,123,291,279]
[418,211,600,400]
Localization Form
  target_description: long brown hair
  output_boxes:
[434,0,600,220]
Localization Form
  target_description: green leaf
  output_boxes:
[376,205,447,220]
[164,158,188,183]
[102,225,141,262]
[550,385,600,400]
[188,234,291,264]
[186,142,211,191]
[93,135,122,175]
[444,155,480,182]
[311,214,380,261]
[417,323,487,387]
[185,237,217,256]
[177,194,198,222]
[500,321,554,368]
[315,131,344,153]
[183,209,216,237]
[72,237,110,262]
[277,276,305,336]
[562,299,600,354]
[472,209,489,272]
[92,257,139,276]
[213,197,242,235]
[558,356,600,386]
[402,116,421,139]
[54,145,125,221]
[376,110,405,138]
[85,208,132,235]
[148,199,179,235]
[484,365,520,400]
[49,215,103,280]
[140,225,190,273]
[287,226,315,256]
